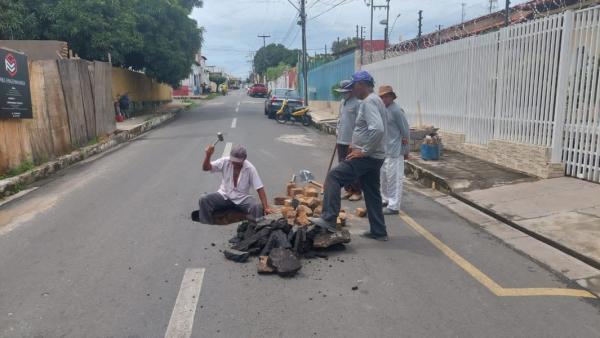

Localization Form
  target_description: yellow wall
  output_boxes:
[111,67,172,102]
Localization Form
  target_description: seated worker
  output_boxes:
[196,143,274,224]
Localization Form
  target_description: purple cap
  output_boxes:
[349,70,374,87]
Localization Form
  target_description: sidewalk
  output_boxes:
[310,109,338,135]
[406,150,600,270]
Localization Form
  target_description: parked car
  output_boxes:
[248,83,268,97]
[264,88,303,119]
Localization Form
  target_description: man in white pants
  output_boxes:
[379,85,410,215]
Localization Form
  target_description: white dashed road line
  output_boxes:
[164,268,206,338]
[231,118,237,128]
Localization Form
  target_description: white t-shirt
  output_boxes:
[210,157,264,204]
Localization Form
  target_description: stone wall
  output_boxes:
[439,130,564,179]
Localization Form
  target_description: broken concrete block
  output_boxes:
[286,210,297,219]
[257,256,274,274]
[273,196,287,206]
[224,249,250,263]
[296,205,313,217]
[313,229,351,248]
[313,206,322,217]
[305,197,321,210]
[291,188,305,197]
[268,248,301,277]
[338,212,347,221]
[336,217,345,227]
[305,187,319,197]
[284,199,293,207]
[296,214,311,226]
[287,183,296,197]
[280,206,293,219]
[355,208,367,217]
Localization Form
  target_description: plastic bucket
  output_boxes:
[420,143,441,160]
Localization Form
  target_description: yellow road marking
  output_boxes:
[399,212,597,299]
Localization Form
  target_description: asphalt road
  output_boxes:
[0,91,599,338]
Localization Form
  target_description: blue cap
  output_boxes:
[349,70,374,87]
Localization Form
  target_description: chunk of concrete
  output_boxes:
[268,248,301,277]
[313,230,351,248]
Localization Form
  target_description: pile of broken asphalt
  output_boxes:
[224,218,351,278]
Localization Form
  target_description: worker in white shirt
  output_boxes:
[195,144,274,224]
[378,85,410,215]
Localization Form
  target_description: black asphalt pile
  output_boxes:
[224,218,351,277]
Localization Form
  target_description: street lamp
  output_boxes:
[389,13,402,40]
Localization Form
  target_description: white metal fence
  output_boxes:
[563,7,600,181]
[364,6,600,183]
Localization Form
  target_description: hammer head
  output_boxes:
[293,170,315,184]
[217,132,224,142]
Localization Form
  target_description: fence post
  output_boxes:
[550,10,575,163]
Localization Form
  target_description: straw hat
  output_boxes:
[378,85,397,99]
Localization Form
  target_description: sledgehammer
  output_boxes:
[213,132,224,146]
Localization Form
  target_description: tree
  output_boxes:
[209,74,227,86]
[253,44,298,75]
[331,37,359,55]
[0,0,40,39]
[46,0,142,65]
[266,63,288,81]
[126,0,202,86]
[0,0,203,86]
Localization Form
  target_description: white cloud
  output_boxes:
[192,0,529,78]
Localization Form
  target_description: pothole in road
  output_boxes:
[276,134,317,147]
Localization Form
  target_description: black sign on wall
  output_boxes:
[0,48,32,119]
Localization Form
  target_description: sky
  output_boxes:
[191,0,530,78]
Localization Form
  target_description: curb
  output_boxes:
[312,119,337,135]
[404,159,600,271]
[0,110,179,199]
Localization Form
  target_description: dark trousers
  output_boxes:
[322,157,387,236]
[198,192,263,224]
[337,144,361,194]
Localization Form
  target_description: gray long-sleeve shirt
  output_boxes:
[385,102,411,158]
[336,96,360,145]
[351,93,387,160]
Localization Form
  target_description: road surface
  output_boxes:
[1,91,599,338]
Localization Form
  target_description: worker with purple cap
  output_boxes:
[194,143,274,224]
[311,70,389,241]
[334,79,362,202]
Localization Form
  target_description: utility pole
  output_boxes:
[360,26,365,65]
[417,10,423,49]
[300,0,308,105]
[461,3,466,23]
[257,34,270,48]
[369,0,374,62]
[505,0,510,27]
[257,35,270,84]
[489,0,498,13]
[437,25,443,44]
[384,0,390,59]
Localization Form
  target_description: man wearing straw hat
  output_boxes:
[334,79,362,202]
[378,85,410,215]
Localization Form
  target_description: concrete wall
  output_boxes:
[309,100,341,116]
[111,68,172,115]
[439,130,564,179]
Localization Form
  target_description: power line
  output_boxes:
[309,0,352,20]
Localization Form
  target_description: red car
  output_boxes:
[248,83,268,97]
